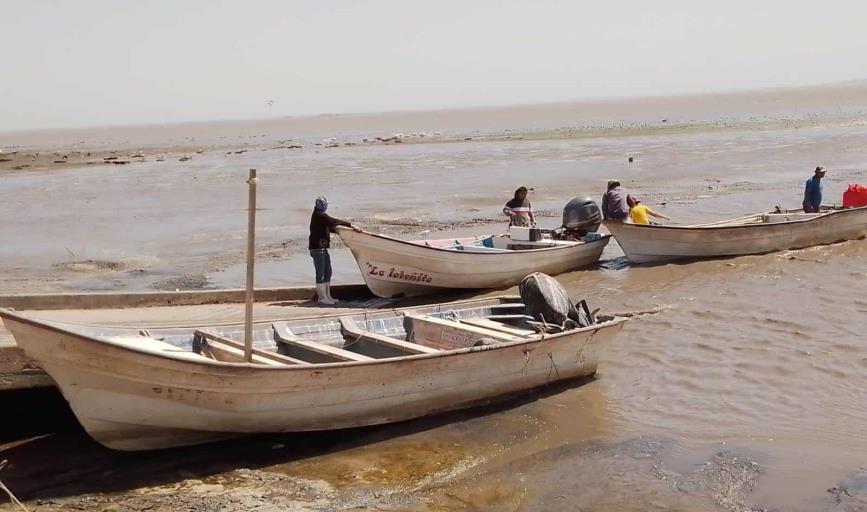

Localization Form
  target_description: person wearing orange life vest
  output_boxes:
[627,195,670,225]
[503,186,535,227]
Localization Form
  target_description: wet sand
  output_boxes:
[3,79,867,175]
[1,83,867,511]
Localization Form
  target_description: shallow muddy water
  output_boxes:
[2,121,866,291]
[1,108,866,510]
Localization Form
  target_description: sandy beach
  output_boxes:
[1,82,867,511]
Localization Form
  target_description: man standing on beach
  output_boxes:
[601,180,629,221]
[309,196,362,306]
[803,166,826,213]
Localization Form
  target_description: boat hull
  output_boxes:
[1,313,624,451]
[338,229,610,297]
[606,207,867,263]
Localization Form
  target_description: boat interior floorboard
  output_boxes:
[339,316,440,356]
[459,317,537,337]
[194,329,309,365]
[272,323,375,363]
[404,313,522,350]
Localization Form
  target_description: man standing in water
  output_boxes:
[803,166,826,213]
[503,186,535,226]
[309,196,362,306]
[601,180,629,221]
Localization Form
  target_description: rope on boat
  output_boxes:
[546,352,560,382]
[607,306,669,318]
[344,310,376,349]
[0,460,29,512]
[345,329,367,349]
[521,346,535,375]
[536,313,550,334]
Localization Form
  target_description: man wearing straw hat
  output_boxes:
[802,166,827,213]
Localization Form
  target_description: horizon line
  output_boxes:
[2,77,866,137]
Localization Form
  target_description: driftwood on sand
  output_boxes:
[0,460,29,511]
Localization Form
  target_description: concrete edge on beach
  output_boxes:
[0,284,371,311]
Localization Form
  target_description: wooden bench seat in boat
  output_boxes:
[420,302,525,319]
[488,303,526,312]
[422,301,524,313]
[486,314,535,322]
[194,329,309,366]
[339,316,440,356]
[403,313,524,350]
[449,245,510,253]
[272,322,375,364]
[761,212,823,223]
[458,317,537,337]
[111,336,209,362]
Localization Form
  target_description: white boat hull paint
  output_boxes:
[605,207,867,264]
[338,228,610,297]
[1,313,625,451]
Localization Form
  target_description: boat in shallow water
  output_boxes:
[337,226,610,298]
[0,295,626,451]
[605,206,867,264]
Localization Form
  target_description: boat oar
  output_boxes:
[607,305,668,317]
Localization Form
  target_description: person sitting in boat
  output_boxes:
[309,196,362,306]
[627,195,670,225]
[802,166,826,213]
[601,180,629,222]
[503,186,535,226]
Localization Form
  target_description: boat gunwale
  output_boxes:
[606,205,867,232]
[0,307,627,372]
[338,226,612,255]
[3,296,518,331]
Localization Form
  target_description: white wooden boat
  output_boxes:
[605,206,867,264]
[337,227,610,298]
[0,296,626,451]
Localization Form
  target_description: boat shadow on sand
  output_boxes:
[0,377,595,502]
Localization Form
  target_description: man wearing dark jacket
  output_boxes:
[601,180,629,221]
[309,196,361,305]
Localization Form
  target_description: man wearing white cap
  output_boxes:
[803,166,827,213]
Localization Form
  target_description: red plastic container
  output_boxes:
[842,184,867,208]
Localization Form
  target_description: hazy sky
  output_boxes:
[2,0,866,131]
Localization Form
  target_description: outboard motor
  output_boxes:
[518,273,597,330]
[561,197,602,236]
[519,273,578,326]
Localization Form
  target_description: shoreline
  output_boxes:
[3,112,864,174]
[4,79,867,174]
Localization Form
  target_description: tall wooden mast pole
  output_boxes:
[244,168,257,362]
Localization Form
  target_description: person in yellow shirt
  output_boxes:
[627,196,671,225]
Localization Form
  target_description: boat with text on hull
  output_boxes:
[338,227,609,298]
[338,196,609,298]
